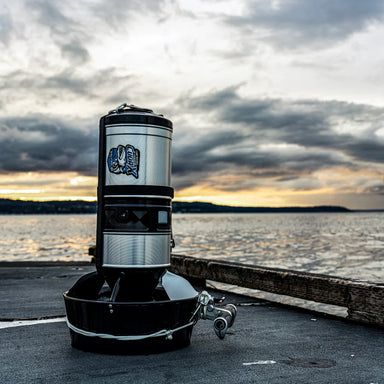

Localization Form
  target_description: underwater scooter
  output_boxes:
[63,104,237,353]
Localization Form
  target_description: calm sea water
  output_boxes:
[0,212,383,283]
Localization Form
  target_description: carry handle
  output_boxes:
[108,103,154,114]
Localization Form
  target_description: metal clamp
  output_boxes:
[192,291,237,339]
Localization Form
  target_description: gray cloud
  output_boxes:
[226,0,384,49]
[24,0,186,67]
[25,0,92,65]
[171,88,384,191]
[0,11,12,46]
[61,40,90,65]
[0,178,62,186]
[1,88,382,198]
[0,116,98,175]
[365,184,384,195]
[90,0,172,26]
[0,69,94,103]
[180,87,384,162]
[0,68,136,106]
[32,0,74,36]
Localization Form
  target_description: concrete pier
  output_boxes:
[0,262,383,383]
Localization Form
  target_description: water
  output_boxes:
[174,213,384,283]
[0,215,96,262]
[0,212,383,283]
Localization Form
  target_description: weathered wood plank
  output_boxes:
[169,254,384,326]
[347,309,384,325]
[170,254,351,306]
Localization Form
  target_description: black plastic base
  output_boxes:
[63,271,198,354]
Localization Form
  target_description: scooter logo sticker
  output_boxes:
[107,144,140,179]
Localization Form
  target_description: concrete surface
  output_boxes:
[0,263,383,384]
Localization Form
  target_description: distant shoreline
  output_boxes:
[1,198,382,214]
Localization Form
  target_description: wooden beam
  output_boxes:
[170,254,384,326]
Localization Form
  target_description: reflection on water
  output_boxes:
[172,213,384,283]
[0,215,96,262]
[0,212,383,283]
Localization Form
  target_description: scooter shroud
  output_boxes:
[64,271,199,354]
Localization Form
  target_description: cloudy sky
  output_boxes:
[1,0,384,209]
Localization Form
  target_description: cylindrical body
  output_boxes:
[96,105,173,286]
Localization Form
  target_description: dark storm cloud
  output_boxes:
[172,129,247,175]
[226,0,384,48]
[172,130,345,191]
[171,88,384,191]
[180,87,384,163]
[0,116,98,175]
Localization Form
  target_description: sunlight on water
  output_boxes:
[0,215,96,262]
[0,212,383,283]
[172,213,384,283]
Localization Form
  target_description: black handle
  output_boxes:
[109,103,154,114]
[218,304,237,328]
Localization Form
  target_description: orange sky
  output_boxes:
[2,167,384,209]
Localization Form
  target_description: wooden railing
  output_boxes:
[89,247,384,326]
[170,254,384,326]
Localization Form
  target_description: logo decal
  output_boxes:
[107,144,140,178]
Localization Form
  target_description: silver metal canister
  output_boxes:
[96,104,174,280]
[105,118,172,187]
